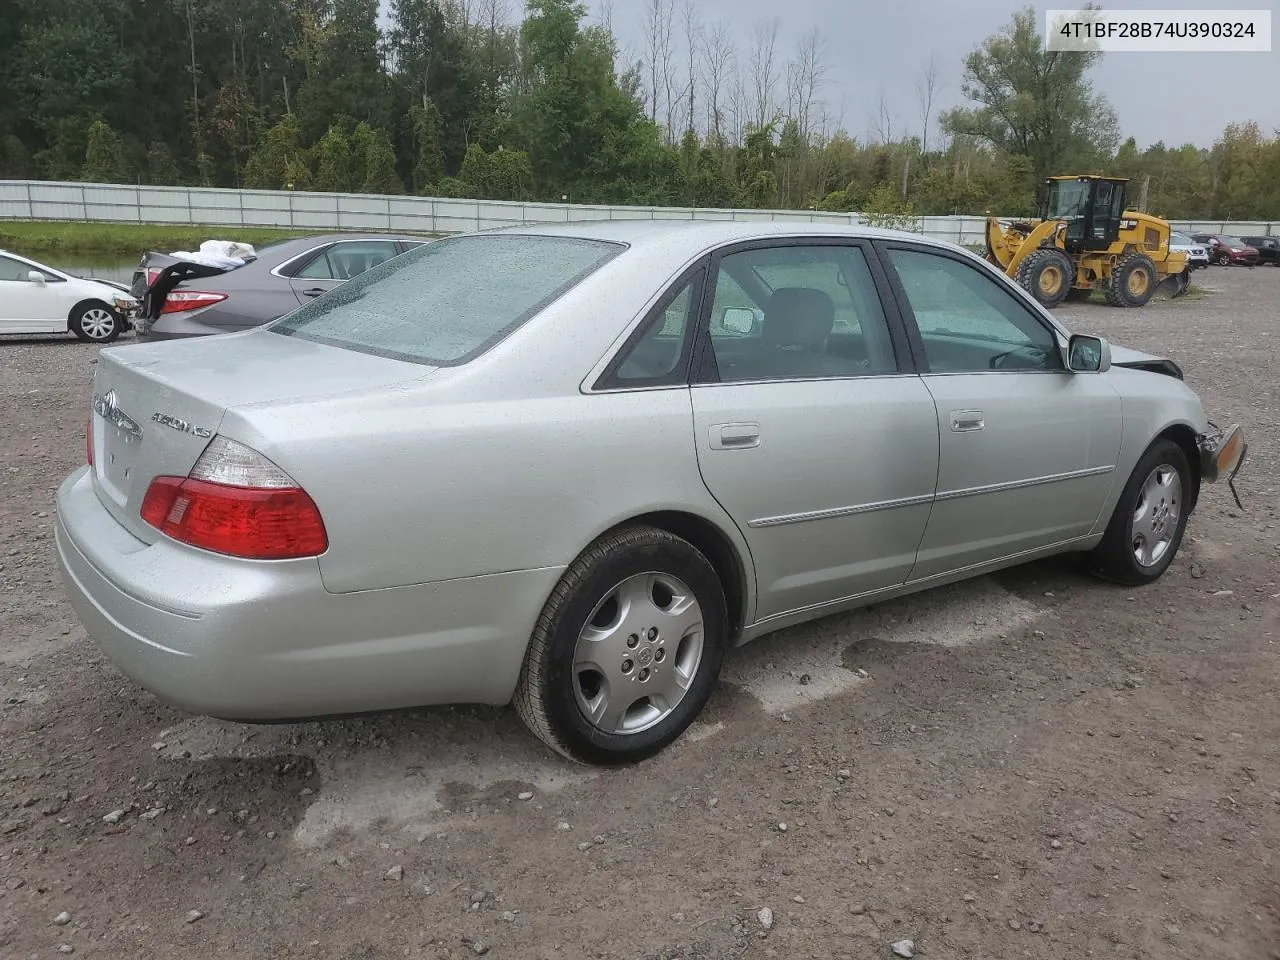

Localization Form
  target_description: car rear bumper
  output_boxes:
[55,467,560,720]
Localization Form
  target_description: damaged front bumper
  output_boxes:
[1198,423,1247,506]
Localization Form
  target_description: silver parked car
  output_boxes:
[131,233,430,339]
[56,222,1246,764]
[1169,232,1209,270]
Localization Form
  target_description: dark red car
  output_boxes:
[1191,234,1260,266]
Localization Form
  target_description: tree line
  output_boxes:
[1,1,1277,221]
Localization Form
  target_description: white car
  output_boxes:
[0,249,138,342]
[1169,232,1209,270]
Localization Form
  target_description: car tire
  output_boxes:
[1216,254,1231,266]
[69,301,122,343]
[513,525,728,765]
[1104,253,1157,308]
[1088,439,1191,587]
[1015,248,1075,307]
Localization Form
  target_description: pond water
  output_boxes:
[44,255,137,285]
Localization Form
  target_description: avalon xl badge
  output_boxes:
[151,412,213,439]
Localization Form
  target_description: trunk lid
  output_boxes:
[132,252,233,321]
[90,332,436,542]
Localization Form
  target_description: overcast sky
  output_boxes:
[599,0,1278,149]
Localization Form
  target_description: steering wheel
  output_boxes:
[989,346,1048,370]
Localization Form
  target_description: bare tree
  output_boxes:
[477,0,509,72]
[915,52,943,154]
[871,87,895,144]
[598,0,614,33]
[789,27,828,140]
[728,55,746,146]
[701,21,735,144]
[748,17,780,130]
[642,0,673,126]
[680,0,700,135]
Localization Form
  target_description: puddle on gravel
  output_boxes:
[140,576,1041,847]
[723,577,1041,714]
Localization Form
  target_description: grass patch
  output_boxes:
[0,220,330,257]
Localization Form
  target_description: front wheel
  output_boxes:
[1014,248,1075,308]
[1088,439,1191,586]
[1104,253,1157,308]
[70,301,122,343]
[514,526,728,765]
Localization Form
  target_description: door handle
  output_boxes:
[950,410,985,432]
[301,287,327,298]
[709,422,761,450]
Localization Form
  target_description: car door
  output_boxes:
[0,254,63,332]
[287,239,402,304]
[686,239,940,623]
[879,242,1123,581]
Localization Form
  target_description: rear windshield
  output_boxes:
[270,234,622,365]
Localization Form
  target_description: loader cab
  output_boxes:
[1042,176,1128,253]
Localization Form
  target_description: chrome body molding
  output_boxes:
[748,465,1116,529]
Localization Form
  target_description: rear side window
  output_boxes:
[270,235,622,365]
[295,240,401,280]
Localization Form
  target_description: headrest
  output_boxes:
[763,287,835,350]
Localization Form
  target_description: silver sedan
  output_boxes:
[55,222,1246,764]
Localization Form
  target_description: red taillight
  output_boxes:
[86,416,94,466]
[160,291,228,314]
[139,437,327,560]
[140,478,327,559]
[146,268,162,286]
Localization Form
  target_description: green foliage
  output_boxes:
[0,0,1274,223]
[860,183,918,231]
[359,124,405,194]
[82,120,127,183]
[145,142,180,186]
[941,6,1119,196]
[0,135,33,178]
[243,114,310,190]
[0,220,311,256]
[409,99,446,194]
[313,125,356,193]
[457,144,532,201]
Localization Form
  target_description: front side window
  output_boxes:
[703,244,898,383]
[0,256,36,281]
[887,248,1063,374]
[271,234,622,365]
[1045,180,1089,219]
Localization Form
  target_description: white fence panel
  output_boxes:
[3,180,1278,242]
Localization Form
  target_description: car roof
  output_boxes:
[250,233,429,268]
[480,219,959,256]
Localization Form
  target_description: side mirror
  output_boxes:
[1067,334,1111,373]
[720,306,759,336]
[27,270,46,285]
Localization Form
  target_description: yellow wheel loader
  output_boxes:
[985,175,1190,308]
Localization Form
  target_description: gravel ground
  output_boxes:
[2,265,1278,960]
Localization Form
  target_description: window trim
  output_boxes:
[273,238,407,280]
[288,238,405,282]
[691,236,916,387]
[874,240,1069,376]
[591,260,710,392]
